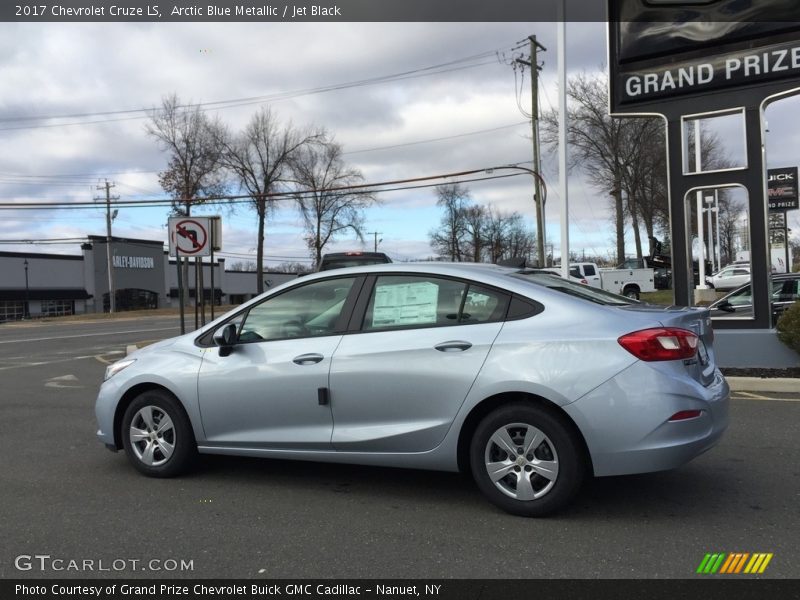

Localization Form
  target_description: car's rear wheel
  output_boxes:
[470,403,585,517]
[121,390,196,477]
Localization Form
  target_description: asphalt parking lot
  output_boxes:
[0,316,798,579]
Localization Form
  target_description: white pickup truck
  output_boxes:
[568,262,655,300]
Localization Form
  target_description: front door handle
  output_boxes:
[293,353,324,365]
[434,341,472,352]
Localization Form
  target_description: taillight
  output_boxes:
[669,410,703,421]
[618,328,698,361]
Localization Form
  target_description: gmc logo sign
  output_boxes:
[767,167,799,211]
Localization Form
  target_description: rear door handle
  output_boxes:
[293,353,324,365]
[434,341,472,352]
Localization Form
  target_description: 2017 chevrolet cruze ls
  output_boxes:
[95,263,729,516]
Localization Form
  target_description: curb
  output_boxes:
[726,377,800,393]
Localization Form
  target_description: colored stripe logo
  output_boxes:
[696,553,773,574]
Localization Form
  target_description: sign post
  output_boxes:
[169,217,212,334]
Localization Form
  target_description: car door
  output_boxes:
[329,274,508,452]
[197,276,360,449]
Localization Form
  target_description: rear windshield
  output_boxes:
[510,272,637,306]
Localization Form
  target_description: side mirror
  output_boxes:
[716,301,736,313]
[213,323,238,357]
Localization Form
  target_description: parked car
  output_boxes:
[318,251,391,271]
[96,263,728,517]
[709,272,800,326]
[707,265,751,291]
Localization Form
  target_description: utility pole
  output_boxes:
[368,231,382,252]
[96,180,119,313]
[516,35,547,268]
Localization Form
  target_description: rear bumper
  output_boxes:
[564,364,729,477]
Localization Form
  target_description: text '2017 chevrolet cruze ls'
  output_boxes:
[96,263,729,516]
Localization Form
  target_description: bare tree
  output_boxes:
[227,260,256,272]
[542,73,632,263]
[146,93,227,216]
[428,183,471,261]
[717,192,745,266]
[220,107,320,293]
[428,185,536,264]
[463,204,487,262]
[272,261,314,274]
[504,212,537,260]
[292,138,375,266]
[146,93,227,305]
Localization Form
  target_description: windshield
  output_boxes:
[510,272,638,306]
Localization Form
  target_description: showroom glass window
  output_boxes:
[238,277,356,342]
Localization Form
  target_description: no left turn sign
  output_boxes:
[168,217,211,257]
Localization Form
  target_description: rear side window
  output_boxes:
[584,265,596,276]
[362,276,508,331]
[511,272,635,306]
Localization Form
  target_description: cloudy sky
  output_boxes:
[2,20,799,267]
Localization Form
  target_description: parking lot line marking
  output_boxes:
[736,391,772,400]
[732,395,800,403]
[0,356,95,371]
[0,326,180,345]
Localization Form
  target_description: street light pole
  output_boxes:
[23,259,30,320]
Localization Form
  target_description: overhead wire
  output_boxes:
[0,47,514,132]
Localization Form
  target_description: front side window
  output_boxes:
[238,277,356,342]
[362,275,508,331]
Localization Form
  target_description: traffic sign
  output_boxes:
[168,217,211,257]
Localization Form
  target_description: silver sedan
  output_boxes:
[95,263,729,516]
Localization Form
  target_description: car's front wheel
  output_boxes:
[121,389,196,477]
[470,403,585,517]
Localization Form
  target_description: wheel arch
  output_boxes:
[113,383,189,450]
[456,392,593,476]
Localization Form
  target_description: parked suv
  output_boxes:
[318,251,392,271]
[707,265,751,291]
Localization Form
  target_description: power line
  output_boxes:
[0,166,538,210]
[0,121,529,187]
[0,49,511,132]
[343,122,527,155]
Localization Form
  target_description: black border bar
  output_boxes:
[4,579,800,600]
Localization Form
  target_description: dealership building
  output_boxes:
[0,236,298,321]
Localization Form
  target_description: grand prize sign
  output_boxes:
[607,0,800,330]
[608,5,800,112]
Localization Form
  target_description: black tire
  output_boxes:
[623,286,640,300]
[470,403,586,517]
[121,389,196,478]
